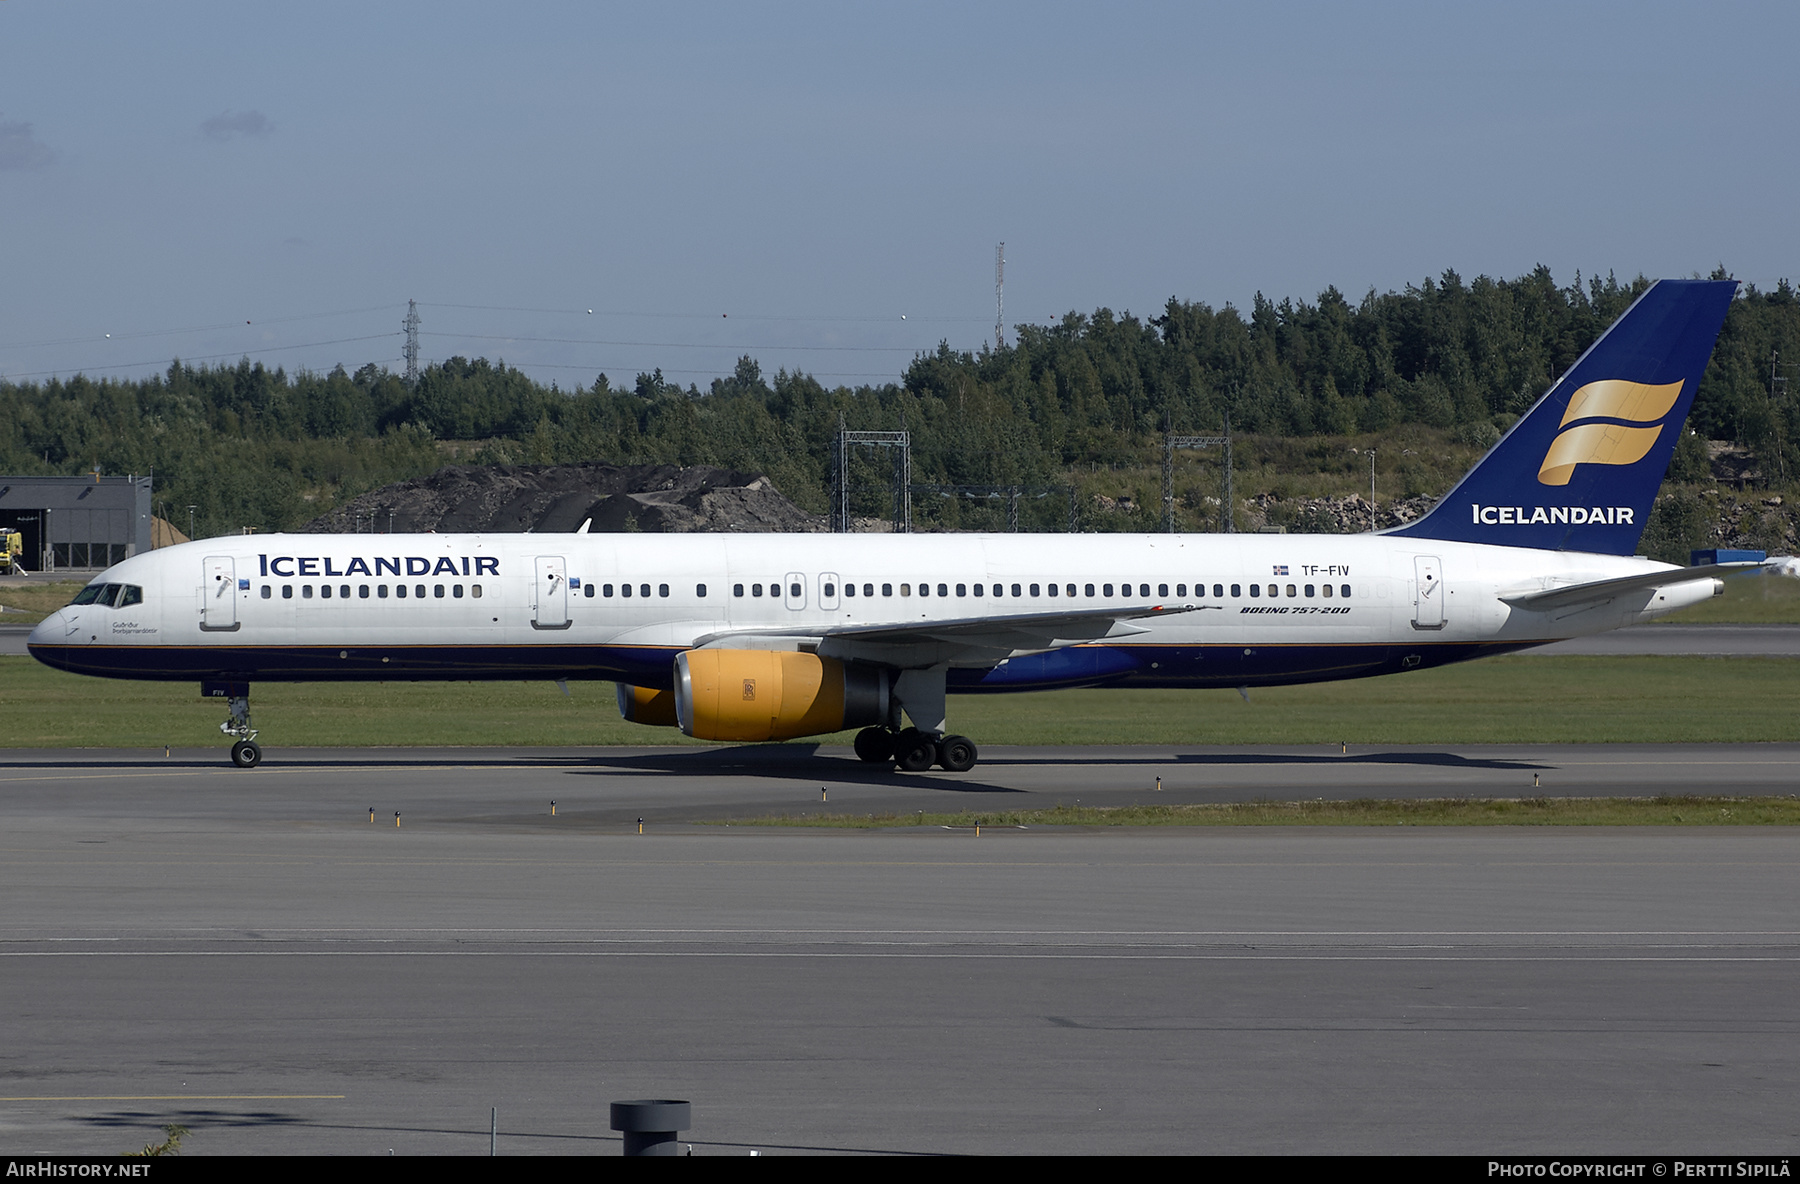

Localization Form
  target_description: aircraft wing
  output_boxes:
[691,602,1211,664]
[1499,561,1768,612]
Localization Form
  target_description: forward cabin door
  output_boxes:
[783,571,806,611]
[1412,555,1445,630]
[533,555,570,629]
[201,555,239,631]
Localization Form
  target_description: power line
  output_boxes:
[0,303,407,352]
[420,331,921,353]
[419,301,989,324]
[0,333,400,380]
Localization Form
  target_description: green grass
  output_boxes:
[0,580,88,625]
[718,797,1800,828]
[2,653,1799,747]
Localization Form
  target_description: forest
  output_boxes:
[4,265,1797,560]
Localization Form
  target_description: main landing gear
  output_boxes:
[220,694,261,769]
[854,727,979,773]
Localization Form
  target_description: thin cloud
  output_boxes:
[201,110,273,141]
[0,116,54,170]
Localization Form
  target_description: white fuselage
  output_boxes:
[28,531,1713,692]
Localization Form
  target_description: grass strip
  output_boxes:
[2,653,1800,747]
[712,796,1800,828]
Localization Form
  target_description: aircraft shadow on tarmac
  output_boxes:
[0,745,1548,778]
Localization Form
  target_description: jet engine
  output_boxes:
[616,682,679,728]
[674,649,889,742]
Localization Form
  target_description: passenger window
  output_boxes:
[396,585,407,598]
[937,583,948,597]
[1065,584,1076,597]
[864,584,875,597]
[972,584,981,597]
[434,584,445,598]
[1249,584,1259,598]
[734,583,745,597]
[1085,584,1096,597]
[1103,583,1114,597]
[1026,584,1036,597]
[751,584,762,597]
[1341,584,1351,597]
[261,586,272,599]
[1014,584,1025,597]
[900,584,911,597]
[1215,584,1225,598]
[603,584,614,597]
[303,585,314,599]
[623,584,634,598]
[1286,584,1296,597]
[956,584,967,597]
[454,585,465,598]
[415,585,426,598]
[1159,584,1169,598]
[842,583,853,597]
[824,583,836,598]
[584,584,595,598]
[1322,584,1333,598]
[1305,584,1315,597]
[339,585,349,599]
[321,585,332,599]
[472,585,483,598]
[696,584,707,598]
[642,584,653,598]
[283,585,294,599]
[378,585,389,599]
[659,584,669,598]
[1046,583,1057,597]
[919,584,929,597]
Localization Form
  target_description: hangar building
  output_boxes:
[0,474,155,572]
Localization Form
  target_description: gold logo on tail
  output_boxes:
[1538,379,1683,486]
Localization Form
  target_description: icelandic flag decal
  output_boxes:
[1272,565,1289,576]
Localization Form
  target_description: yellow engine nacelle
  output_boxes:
[616,682,680,728]
[674,649,889,742]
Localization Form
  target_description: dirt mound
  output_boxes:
[301,463,826,534]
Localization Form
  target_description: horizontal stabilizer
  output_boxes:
[1500,561,1767,612]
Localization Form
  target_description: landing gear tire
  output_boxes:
[230,740,262,769]
[893,729,938,773]
[854,727,894,763]
[936,735,978,772]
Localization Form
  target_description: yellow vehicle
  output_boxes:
[2,530,23,575]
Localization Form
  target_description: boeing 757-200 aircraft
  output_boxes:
[29,280,1772,771]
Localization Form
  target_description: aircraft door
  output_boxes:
[533,555,571,629]
[201,555,240,631]
[1412,555,1445,629]
[783,571,806,611]
[819,571,840,611]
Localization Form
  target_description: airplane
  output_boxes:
[28,278,1771,771]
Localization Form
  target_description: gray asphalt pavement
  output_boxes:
[3,744,1799,1155]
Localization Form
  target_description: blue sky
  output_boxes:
[3,2,1795,390]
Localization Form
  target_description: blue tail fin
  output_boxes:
[1390,278,1736,555]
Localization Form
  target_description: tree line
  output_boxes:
[3,266,1797,538]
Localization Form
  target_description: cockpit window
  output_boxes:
[68,583,141,608]
[70,585,105,606]
[117,585,143,607]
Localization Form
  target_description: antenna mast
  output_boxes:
[403,299,421,388]
[994,243,1005,350]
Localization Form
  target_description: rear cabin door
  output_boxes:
[201,555,239,631]
[533,555,570,629]
[1412,555,1444,629]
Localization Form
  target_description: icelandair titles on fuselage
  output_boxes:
[258,554,500,578]
[1471,505,1635,526]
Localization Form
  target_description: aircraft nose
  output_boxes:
[28,609,69,649]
